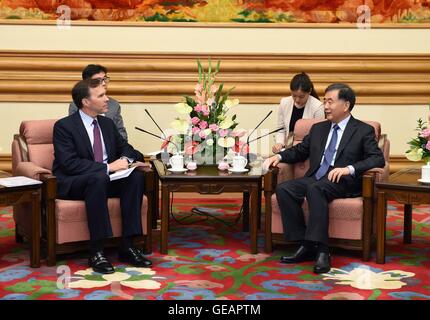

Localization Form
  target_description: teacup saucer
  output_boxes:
[168,168,188,173]
[228,168,249,173]
[417,178,430,185]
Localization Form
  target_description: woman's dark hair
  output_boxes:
[290,72,319,100]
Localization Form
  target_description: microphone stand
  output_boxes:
[240,127,284,160]
[135,127,180,164]
[244,110,273,163]
[144,109,170,162]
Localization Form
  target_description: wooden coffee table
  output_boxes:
[375,168,430,264]
[152,160,274,254]
[0,171,41,267]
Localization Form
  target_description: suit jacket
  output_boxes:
[53,111,144,196]
[278,116,385,193]
[275,95,324,145]
[69,97,128,141]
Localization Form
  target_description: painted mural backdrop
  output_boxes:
[0,0,429,23]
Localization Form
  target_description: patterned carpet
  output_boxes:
[0,198,429,300]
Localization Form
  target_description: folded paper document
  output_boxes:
[109,166,136,181]
[0,176,42,187]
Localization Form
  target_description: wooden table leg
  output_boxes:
[376,191,387,264]
[404,204,412,244]
[160,184,169,254]
[242,191,249,232]
[31,191,41,268]
[250,184,258,254]
[264,190,272,253]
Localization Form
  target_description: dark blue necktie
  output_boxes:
[315,124,340,180]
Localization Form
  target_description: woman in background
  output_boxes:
[272,72,324,153]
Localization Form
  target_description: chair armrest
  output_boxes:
[15,162,51,180]
[363,161,390,183]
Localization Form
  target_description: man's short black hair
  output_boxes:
[82,64,108,80]
[325,83,356,111]
[72,79,100,109]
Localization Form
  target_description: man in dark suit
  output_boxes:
[53,79,152,274]
[264,83,385,274]
[69,64,128,141]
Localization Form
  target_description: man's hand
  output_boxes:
[263,155,282,171]
[272,143,284,153]
[109,158,129,172]
[327,167,350,183]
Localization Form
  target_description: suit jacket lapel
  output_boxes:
[317,121,332,159]
[97,116,111,161]
[335,116,358,162]
[72,112,94,159]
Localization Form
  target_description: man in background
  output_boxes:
[69,64,128,141]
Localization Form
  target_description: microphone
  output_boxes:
[135,127,180,158]
[145,109,166,138]
[246,110,273,146]
[240,127,284,161]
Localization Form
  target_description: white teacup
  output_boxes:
[421,163,430,181]
[232,155,248,170]
[169,154,184,170]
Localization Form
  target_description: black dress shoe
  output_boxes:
[88,252,115,274]
[280,245,317,264]
[119,247,153,268]
[313,251,331,274]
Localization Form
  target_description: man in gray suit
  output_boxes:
[69,64,128,141]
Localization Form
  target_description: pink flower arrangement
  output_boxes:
[166,59,243,164]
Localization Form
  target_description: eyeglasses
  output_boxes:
[92,76,110,84]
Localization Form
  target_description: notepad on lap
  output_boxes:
[109,166,136,181]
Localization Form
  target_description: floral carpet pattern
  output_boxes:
[0,198,429,300]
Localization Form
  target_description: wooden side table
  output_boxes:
[375,168,430,264]
[0,172,42,268]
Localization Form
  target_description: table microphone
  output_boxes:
[145,109,166,138]
[240,127,284,161]
[135,127,179,163]
[246,110,273,146]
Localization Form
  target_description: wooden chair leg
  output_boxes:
[15,227,24,244]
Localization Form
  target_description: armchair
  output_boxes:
[12,119,155,266]
[264,118,390,261]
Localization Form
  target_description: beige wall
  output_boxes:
[0,24,429,159]
[0,102,427,156]
[1,25,430,53]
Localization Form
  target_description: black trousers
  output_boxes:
[275,174,356,245]
[58,170,145,242]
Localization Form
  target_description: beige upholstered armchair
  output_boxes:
[264,118,390,261]
[12,119,155,266]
